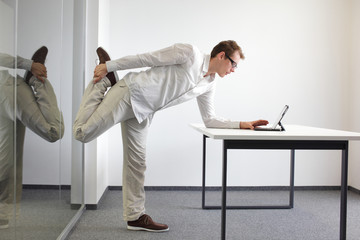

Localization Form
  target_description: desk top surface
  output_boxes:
[190,124,360,141]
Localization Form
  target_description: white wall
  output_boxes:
[60,0,75,187]
[71,0,85,204]
[17,0,83,194]
[0,0,15,55]
[83,0,111,204]
[15,0,104,205]
[349,0,360,189]
[96,0,357,188]
[17,0,73,185]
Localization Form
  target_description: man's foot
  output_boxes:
[127,214,169,232]
[96,47,117,86]
[24,46,48,84]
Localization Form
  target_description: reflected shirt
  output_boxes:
[106,43,239,128]
[0,53,32,71]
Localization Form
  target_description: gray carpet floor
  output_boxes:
[1,189,79,240]
[66,189,360,240]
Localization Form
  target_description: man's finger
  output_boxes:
[93,77,100,84]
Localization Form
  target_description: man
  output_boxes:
[0,46,64,229]
[73,40,268,232]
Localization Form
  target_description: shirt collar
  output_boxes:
[202,54,211,73]
[202,54,215,80]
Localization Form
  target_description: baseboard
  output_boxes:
[85,186,109,210]
[20,184,359,193]
[349,186,360,195]
[109,185,343,191]
[85,204,98,210]
[22,184,71,190]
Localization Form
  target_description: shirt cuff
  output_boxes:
[21,59,33,71]
[230,121,241,129]
[106,61,117,73]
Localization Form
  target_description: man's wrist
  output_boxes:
[105,61,114,73]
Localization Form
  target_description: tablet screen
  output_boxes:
[271,105,289,128]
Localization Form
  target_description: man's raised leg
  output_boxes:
[73,79,133,143]
[73,47,131,143]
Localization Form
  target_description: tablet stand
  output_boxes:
[278,121,286,131]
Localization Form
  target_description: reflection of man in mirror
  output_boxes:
[0,46,64,229]
[73,41,268,232]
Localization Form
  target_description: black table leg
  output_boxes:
[289,149,295,208]
[221,140,228,240]
[202,135,207,209]
[340,142,348,240]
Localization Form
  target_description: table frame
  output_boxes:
[200,135,349,240]
[202,135,295,210]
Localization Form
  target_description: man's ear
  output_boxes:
[217,51,225,60]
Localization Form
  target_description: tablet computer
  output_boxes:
[254,105,289,131]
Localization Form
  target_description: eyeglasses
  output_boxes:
[225,54,237,69]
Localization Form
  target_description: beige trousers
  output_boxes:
[0,71,64,222]
[73,78,149,221]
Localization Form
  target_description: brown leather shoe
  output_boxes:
[24,46,48,84]
[127,214,169,232]
[96,47,117,86]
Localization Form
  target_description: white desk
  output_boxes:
[190,124,360,240]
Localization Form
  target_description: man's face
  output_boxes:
[218,51,241,78]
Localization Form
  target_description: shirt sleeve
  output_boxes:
[0,53,33,70]
[196,85,240,129]
[106,43,195,72]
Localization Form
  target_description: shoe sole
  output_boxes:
[127,225,169,232]
[96,47,110,63]
[95,47,117,86]
[24,46,48,83]
[32,46,48,64]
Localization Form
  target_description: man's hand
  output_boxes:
[240,120,269,130]
[93,63,108,83]
[31,62,47,83]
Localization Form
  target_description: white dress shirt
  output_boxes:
[106,43,239,128]
[0,53,32,71]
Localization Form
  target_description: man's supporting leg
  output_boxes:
[121,118,149,221]
[121,118,169,232]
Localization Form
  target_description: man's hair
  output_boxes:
[210,40,245,60]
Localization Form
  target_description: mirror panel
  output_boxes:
[0,0,17,238]
[0,0,84,239]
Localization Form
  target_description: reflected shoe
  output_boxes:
[127,214,169,232]
[0,219,9,229]
[96,47,117,86]
[24,46,48,84]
